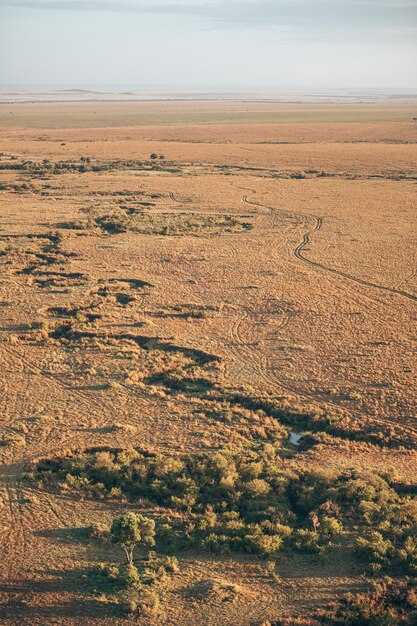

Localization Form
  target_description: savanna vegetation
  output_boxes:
[28,444,417,572]
[1,103,416,624]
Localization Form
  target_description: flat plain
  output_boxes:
[0,100,416,625]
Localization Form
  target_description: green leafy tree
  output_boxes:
[111,512,155,566]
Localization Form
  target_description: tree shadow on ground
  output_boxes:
[0,567,123,619]
[34,526,91,545]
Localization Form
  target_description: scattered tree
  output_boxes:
[111,512,155,566]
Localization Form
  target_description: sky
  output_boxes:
[0,0,416,90]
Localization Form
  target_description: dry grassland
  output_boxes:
[0,101,416,625]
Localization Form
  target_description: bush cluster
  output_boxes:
[93,549,177,619]
[32,445,349,557]
[321,577,417,625]
[0,156,178,177]
[94,210,251,236]
[31,445,417,565]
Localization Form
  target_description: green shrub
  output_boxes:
[320,516,343,538]
[123,564,140,588]
[95,562,120,581]
[137,589,162,620]
[355,532,394,566]
[246,529,283,556]
[292,529,323,554]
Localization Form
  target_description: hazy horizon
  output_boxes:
[1,84,417,93]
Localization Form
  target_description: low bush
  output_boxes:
[32,442,417,566]
[95,209,251,237]
[320,577,417,625]
[31,445,347,557]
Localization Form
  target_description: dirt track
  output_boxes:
[0,103,416,624]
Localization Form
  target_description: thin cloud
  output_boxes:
[2,0,417,41]
[4,0,417,8]
[1,0,199,12]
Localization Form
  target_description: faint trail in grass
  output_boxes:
[294,215,417,303]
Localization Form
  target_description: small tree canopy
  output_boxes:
[111,512,155,565]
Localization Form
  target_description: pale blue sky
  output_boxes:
[0,0,416,89]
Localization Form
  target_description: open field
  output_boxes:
[2,100,417,127]
[0,100,416,625]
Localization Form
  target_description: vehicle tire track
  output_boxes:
[0,343,116,430]
[225,181,417,440]
[242,187,416,304]
[294,216,417,303]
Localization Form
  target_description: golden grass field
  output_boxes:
[0,101,416,625]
